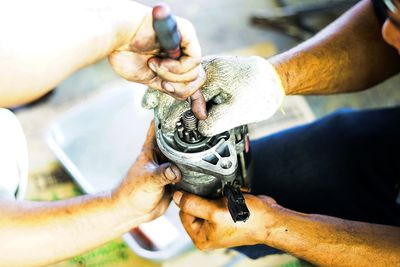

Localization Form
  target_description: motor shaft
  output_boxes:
[177,110,202,143]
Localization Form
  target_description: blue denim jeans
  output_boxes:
[235,107,400,259]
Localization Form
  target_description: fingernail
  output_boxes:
[165,166,177,181]
[173,191,183,205]
[198,108,208,120]
[149,62,157,72]
[162,82,175,93]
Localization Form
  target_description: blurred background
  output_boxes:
[13,0,400,266]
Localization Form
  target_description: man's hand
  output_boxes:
[112,121,182,225]
[0,121,182,266]
[173,191,281,250]
[142,56,284,135]
[174,191,400,267]
[109,12,207,119]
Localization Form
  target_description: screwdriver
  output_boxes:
[152,3,206,120]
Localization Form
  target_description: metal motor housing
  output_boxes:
[155,110,251,222]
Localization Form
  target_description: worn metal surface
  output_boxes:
[155,110,239,198]
[154,106,251,221]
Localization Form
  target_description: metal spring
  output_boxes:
[182,110,197,130]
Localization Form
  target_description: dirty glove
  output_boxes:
[142,55,284,136]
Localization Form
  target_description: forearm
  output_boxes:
[266,207,400,267]
[0,192,140,266]
[270,0,400,95]
[0,0,149,107]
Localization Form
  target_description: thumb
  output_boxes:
[257,195,277,206]
[147,163,182,190]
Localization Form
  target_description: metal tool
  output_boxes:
[152,3,204,114]
[155,109,251,222]
[152,3,181,59]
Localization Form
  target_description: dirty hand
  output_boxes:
[173,191,282,250]
[109,8,206,119]
[112,121,181,224]
[142,56,284,136]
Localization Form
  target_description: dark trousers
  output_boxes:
[236,107,400,259]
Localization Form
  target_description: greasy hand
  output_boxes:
[142,56,284,136]
[113,121,182,224]
[174,191,282,250]
[109,12,207,119]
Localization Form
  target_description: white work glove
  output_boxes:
[142,55,285,136]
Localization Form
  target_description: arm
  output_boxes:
[0,0,204,109]
[271,0,400,95]
[175,192,400,267]
[0,123,181,266]
[188,0,400,136]
[0,193,129,267]
[268,206,400,267]
[0,0,144,107]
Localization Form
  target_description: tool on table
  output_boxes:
[152,3,205,118]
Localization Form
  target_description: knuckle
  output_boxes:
[182,198,196,212]
[179,194,190,210]
[196,242,207,251]
[171,92,189,101]
[209,211,219,222]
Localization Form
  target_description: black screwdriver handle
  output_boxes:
[152,3,208,121]
[152,3,181,59]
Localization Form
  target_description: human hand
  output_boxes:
[142,56,284,135]
[109,9,206,119]
[173,191,282,250]
[112,121,181,225]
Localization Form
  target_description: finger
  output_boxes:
[158,56,200,74]
[157,64,199,83]
[158,19,202,74]
[146,76,170,93]
[108,51,155,83]
[145,163,182,192]
[147,75,194,97]
[180,211,209,250]
[128,14,160,53]
[158,163,182,185]
[141,121,156,156]
[179,211,203,234]
[148,58,200,83]
[190,90,207,120]
[161,68,206,100]
[173,192,219,221]
[180,23,201,60]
